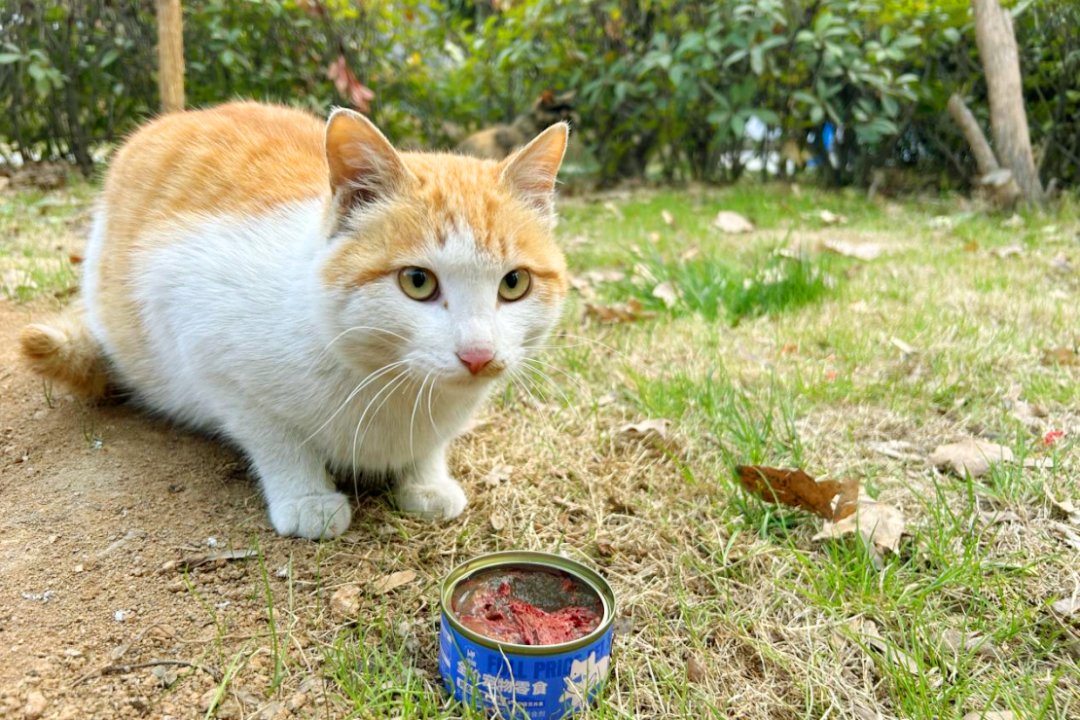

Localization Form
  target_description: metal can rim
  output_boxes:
[440,550,615,656]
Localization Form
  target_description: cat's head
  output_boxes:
[317,109,569,390]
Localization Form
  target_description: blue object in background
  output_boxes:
[806,122,836,168]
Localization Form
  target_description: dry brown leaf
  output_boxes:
[992,244,1024,259]
[661,209,675,227]
[713,211,754,234]
[735,466,859,522]
[890,337,916,355]
[329,584,361,620]
[372,570,416,595]
[482,464,512,488]
[619,418,671,442]
[854,619,921,675]
[651,281,679,309]
[866,440,920,462]
[929,439,1014,478]
[686,656,706,683]
[814,500,907,554]
[961,711,1015,720]
[820,239,886,261]
[817,209,848,225]
[1050,522,1080,551]
[1051,597,1080,617]
[1042,347,1079,366]
[978,510,1022,526]
[941,629,997,659]
[585,298,656,324]
[1049,495,1080,525]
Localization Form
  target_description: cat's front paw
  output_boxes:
[269,492,353,540]
[395,479,468,521]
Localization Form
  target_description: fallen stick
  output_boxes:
[71,659,222,687]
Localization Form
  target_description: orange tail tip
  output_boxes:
[19,302,108,398]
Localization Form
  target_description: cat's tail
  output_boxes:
[19,301,109,398]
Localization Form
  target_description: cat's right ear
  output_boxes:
[325,108,413,214]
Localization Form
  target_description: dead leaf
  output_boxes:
[329,585,361,620]
[1051,597,1080,617]
[961,711,1015,720]
[815,500,907,554]
[1042,347,1079,366]
[978,510,1022,526]
[482,464,512,488]
[713,211,754,234]
[490,514,506,531]
[661,210,675,227]
[585,298,656,324]
[992,244,1025,259]
[963,241,979,252]
[595,539,615,557]
[162,549,257,572]
[602,202,624,220]
[686,656,706,683]
[372,570,417,595]
[853,618,920,675]
[817,209,848,225]
[651,281,679,308]
[1050,253,1074,275]
[890,337,916,355]
[820,239,886,261]
[735,466,859,522]
[326,55,375,113]
[929,439,1014,478]
[1048,495,1080,525]
[679,245,700,262]
[941,628,997,659]
[1050,521,1080,551]
[619,418,671,442]
[866,440,919,462]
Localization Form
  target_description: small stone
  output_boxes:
[167,581,184,593]
[23,690,46,719]
[32,410,47,421]
[285,693,309,712]
[113,609,131,622]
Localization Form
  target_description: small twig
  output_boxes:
[72,659,222,687]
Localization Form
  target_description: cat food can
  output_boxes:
[439,551,615,719]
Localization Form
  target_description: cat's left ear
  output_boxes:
[325,108,413,214]
[499,122,569,217]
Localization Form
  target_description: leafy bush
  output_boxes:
[1,0,1077,192]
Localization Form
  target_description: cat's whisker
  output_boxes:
[355,373,412,462]
[524,333,645,370]
[309,325,411,371]
[520,355,591,397]
[506,367,556,437]
[409,372,432,462]
[425,375,443,440]
[300,360,409,447]
[518,360,582,423]
[350,370,408,475]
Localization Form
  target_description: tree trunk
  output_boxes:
[156,0,185,113]
[947,93,1020,205]
[972,0,1043,203]
[947,94,998,177]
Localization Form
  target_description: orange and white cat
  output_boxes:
[20,101,569,539]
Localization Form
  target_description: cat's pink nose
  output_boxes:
[457,347,495,375]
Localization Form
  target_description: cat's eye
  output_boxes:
[498,269,531,301]
[398,267,438,301]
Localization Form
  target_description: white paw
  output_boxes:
[269,492,352,540]
[396,480,468,521]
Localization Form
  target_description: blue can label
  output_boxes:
[439,615,613,719]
